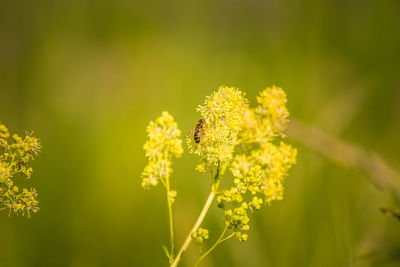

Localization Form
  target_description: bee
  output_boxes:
[193,119,205,144]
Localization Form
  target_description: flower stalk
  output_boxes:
[165,174,175,261]
[171,167,221,267]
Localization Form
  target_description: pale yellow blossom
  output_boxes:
[141,111,183,189]
[0,123,41,217]
[187,86,248,172]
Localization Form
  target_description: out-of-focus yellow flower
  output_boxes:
[0,123,41,217]
[256,86,289,134]
[240,86,290,144]
[141,111,183,189]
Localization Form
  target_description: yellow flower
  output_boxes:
[0,123,41,217]
[191,227,209,244]
[239,86,290,144]
[141,111,183,189]
[256,86,289,134]
[187,86,248,172]
[213,86,297,241]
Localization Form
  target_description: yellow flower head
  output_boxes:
[187,86,248,172]
[256,86,289,133]
[141,111,183,189]
[191,227,209,244]
[0,123,41,217]
[240,86,290,144]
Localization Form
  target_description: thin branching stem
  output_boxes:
[171,163,222,267]
[193,224,234,267]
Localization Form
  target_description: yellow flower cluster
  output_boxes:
[240,85,289,144]
[0,123,41,217]
[229,142,297,204]
[195,86,297,241]
[187,86,248,172]
[191,227,209,244]
[141,85,296,254]
[141,111,183,190]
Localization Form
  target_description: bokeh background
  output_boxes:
[1,0,400,266]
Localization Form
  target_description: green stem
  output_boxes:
[193,224,233,267]
[171,165,222,267]
[165,176,175,262]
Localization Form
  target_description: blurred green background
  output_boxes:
[1,0,400,266]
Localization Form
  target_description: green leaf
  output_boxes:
[162,244,171,259]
